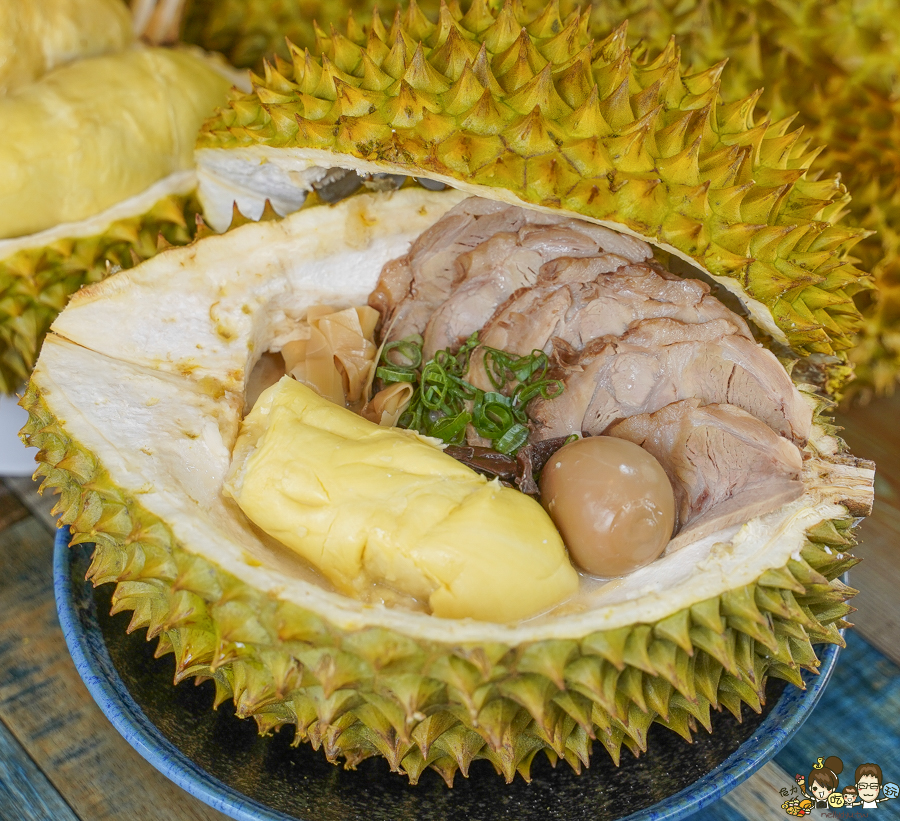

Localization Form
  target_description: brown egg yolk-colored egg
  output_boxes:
[540,436,676,576]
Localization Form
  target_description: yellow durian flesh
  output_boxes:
[0,47,232,240]
[0,0,133,94]
[225,377,578,622]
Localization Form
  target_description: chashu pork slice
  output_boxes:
[607,399,805,550]
[528,317,813,445]
[368,197,654,357]
[465,256,754,393]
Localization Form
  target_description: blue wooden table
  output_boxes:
[0,393,898,821]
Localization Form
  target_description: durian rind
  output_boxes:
[22,189,873,782]
[0,173,200,395]
[195,1,872,361]
[181,0,385,71]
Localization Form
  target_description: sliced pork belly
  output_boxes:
[368,198,517,344]
[606,400,805,548]
[465,258,754,392]
[368,197,655,356]
[527,318,812,445]
[421,233,543,358]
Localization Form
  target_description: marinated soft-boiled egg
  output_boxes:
[540,436,676,576]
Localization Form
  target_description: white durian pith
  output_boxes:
[32,189,873,642]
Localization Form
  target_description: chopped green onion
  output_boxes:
[495,424,529,455]
[373,332,564,454]
[375,366,417,382]
[382,335,423,369]
[429,412,471,444]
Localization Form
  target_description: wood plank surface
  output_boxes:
[719,762,798,821]
[0,496,230,821]
[835,393,900,665]
[773,630,900,817]
[0,719,80,821]
[4,475,58,534]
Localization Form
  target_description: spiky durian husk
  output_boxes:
[195,0,872,367]
[181,0,386,70]
[21,377,862,783]
[0,195,199,394]
[187,0,899,394]
[581,0,900,399]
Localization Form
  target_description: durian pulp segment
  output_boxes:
[0,46,232,240]
[225,377,578,622]
[194,2,872,363]
[32,189,874,637]
[0,171,195,260]
[22,188,874,782]
[0,172,198,394]
[0,0,133,94]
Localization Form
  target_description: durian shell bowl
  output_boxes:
[55,526,842,820]
[21,0,877,802]
[25,189,873,789]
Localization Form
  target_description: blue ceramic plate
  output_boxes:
[54,527,840,821]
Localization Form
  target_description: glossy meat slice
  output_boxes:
[421,232,543,359]
[368,197,656,354]
[606,400,805,549]
[465,258,753,393]
[528,319,813,444]
[368,198,517,344]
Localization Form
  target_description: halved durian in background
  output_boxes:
[174,0,900,400]
[0,45,242,394]
[194,0,871,389]
[24,2,876,784]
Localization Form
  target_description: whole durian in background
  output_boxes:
[179,0,385,70]
[0,0,239,394]
[24,1,875,785]
[177,0,900,400]
[583,0,900,400]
